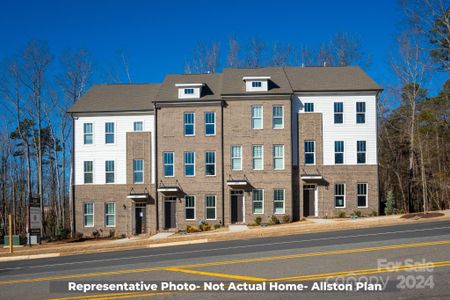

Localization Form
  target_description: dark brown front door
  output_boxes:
[231,191,244,223]
[135,205,146,234]
[164,198,176,229]
[303,185,315,217]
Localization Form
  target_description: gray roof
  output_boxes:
[221,67,292,95]
[284,66,382,92]
[156,73,222,102]
[67,84,160,113]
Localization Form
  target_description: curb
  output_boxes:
[148,239,208,248]
[0,253,60,262]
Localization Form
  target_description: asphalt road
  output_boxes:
[1,220,450,299]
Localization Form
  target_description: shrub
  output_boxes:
[108,229,116,238]
[369,210,378,217]
[75,232,84,240]
[199,223,211,231]
[214,224,221,230]
[186,225,198,233]
[92,228,102,239]
[56,224,68,240]
[385,190,395,215]
[352,210,362,218]
[269,215,280,225]
[337,211,346,218]
[254,216,262,225]
[282,215,291,223]
[120,233,127,239]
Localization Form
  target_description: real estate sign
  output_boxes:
[29,197,41,238]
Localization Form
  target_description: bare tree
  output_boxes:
[295,44,315,66]
[244,37,265,68]
[270,43,292,67]
[227,35,240,68]
[330,32,371,68]
[185,42,220,73]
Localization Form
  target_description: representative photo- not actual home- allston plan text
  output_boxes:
[68,66,382,236]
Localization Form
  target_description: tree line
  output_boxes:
[0,0,448,240]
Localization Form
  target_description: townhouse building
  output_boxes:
[68,66,382,237]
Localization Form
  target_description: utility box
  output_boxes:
[3,235,20,246]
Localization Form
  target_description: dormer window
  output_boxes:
[175,83,204,99]
[243,76,270,92]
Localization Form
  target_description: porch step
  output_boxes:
[149,232,175,240]
[228,225,249,232]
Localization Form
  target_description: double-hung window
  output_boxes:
[272,106,284,129]
[83,203,94,227]
[105,202,115,227]
[184,151,195,176]
[184,112,195,136]
[335,183,346,208]
[231,145,242,171]
[304,141,315,165]
[105,122,114,144]
[273,145,284,170]
[334,102,343,124]
[105,160,115,183]
[163,152,174,177]
[251,105,263,129]
[185,195,195,220]
[133,159,144,183]
[357,183,368,207]
[252,189,264,214]
[304,103,314,112]
[205,151,216,176]
[273,189,285,214]
[83,123,93,144]
[252,145,263,170]
[357,141,366,164]
[335,141,344,164]
[84,161,93,184]
[205,112,216,135]
[133,121,143,131]
[356,102,366,124]
[206,195,216,220]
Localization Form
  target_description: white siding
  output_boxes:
[74,114,155,185]
[178,87,201,99]
[293,93,377,166]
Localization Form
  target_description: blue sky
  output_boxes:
[0,0,446,96]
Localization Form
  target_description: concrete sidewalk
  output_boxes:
[1,210,449,260]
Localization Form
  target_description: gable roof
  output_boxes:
[67,83,160,113]
[156,73,222,102]
[221,67,292,95]
[284,66,382,92]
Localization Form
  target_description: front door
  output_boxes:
[303,185,316,217]
[231,190,244,223]
[164,197,176,229]
[134,204,146,234]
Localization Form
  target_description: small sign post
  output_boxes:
[29,197,41,245]
[9,214,13,254]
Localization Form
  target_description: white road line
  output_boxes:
[1,225,449,273]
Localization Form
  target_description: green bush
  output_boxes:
[56,224,68,240]
[385,190,395,215]
[369,210,378,217]
[214,224,221,230]
[269,215,280,225]
[254,216,262,225]
[352,210,362,218]
[282,215,291,223]
[108,229,116,238]
[337,211,346,218]
[186,225,198,233]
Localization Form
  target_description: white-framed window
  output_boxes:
[83,123,93,144]
[205,151,216,176]
[357,141,366,164]
[252,189,264,214]
[251,105,263,129]
[133,159,144,183]
[83,203,94,227]
[252,81,262,88]
[304,103,314,112]
[163,152,174,177]
[105,122,115,144]
[356,102,366,124]
[252,145,264,170]
[184,88,194,95]
[84,161,93,184]
[184,151,195,176]
[273,189,285,214]
[273,145,285,170]
[105,160,115,183]
[185,195,195,220]
[231,145,242,171]
[105,202,116,227]
[304,141,315,165]
[133,121,143,131]
[184,112,195,136]
[205,112,216,136]
[206,195,216,220]
[334,102,343,124]
[357,183,368,208]
[335,141,344,164]
[272,105,284,129]
[335,183,346,208]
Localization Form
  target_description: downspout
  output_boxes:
[221,101,225,225]
[154,104,159,231]
[70,115,76,236]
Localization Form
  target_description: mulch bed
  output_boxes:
[401,212,445,219]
